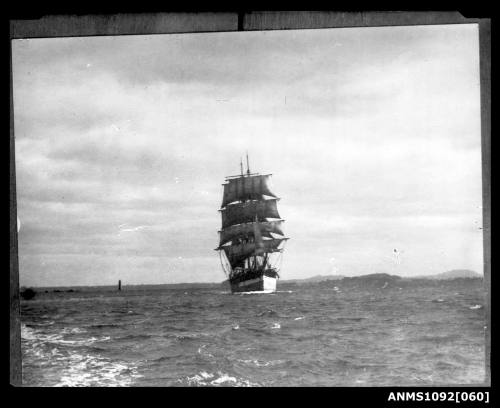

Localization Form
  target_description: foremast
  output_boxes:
[216,155,288,279]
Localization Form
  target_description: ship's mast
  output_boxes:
[247,152,257,270]
[218,156,287,277]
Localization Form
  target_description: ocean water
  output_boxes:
[20,279,486,387]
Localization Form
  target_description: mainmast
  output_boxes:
[217,157,288,275]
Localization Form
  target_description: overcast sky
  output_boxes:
[13,24,483,286]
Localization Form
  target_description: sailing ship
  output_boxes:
[216,155,288,293]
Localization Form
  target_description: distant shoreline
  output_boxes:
[21,269,482,291]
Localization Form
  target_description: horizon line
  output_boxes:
[21,269,483,289]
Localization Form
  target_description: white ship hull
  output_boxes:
[230,273,277,293]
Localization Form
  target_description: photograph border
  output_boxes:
[9,10,491,391]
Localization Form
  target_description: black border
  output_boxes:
[6,7,494,405]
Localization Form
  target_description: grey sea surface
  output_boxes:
[20,278,486,386]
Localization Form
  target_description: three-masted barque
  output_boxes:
[216,155,289,293]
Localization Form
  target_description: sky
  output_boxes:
[12,24,483,286]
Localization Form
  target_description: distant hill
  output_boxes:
[342,273,402,282]
[338,273,403,288]
[282,274,345,284]
[281,270,482,285]
[412,269,482,280]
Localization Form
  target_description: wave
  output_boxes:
[350,362,390,370]
[54,352,143,387]
[197,344,215,359]
[164,332,209,342]
[146,353,184,365]
[21,323,110,347]
[114,333,152,341]
[21,324,142,387]
[26,321,55,327]
[237,359,284,367]
[87,323,123,329]
[182,371,259,387]
[257,309,279,317]
[334,317,367,322]
[52,336,111,347]
[236,290,275,295]
[61,327,87,334]
[416,334,457,343]
[434,360,462,370]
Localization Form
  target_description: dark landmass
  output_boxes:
[121,282,223,291]
[30,282,222,293]
[282,273,402,287]
[281,270,482,285]
[411,269,482,280]
[281,271,483,290]
[20,287,36,300]
[284,274,345,284]
[51,289,79,293]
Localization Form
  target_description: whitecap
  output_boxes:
[23,327,141,387]
[51,336,111,346]
[29,321,55,327]
[199,371,214,379]
[238,290,275,295]
[21,324,38,341]
[54,352,143,387]
[197,344,214,359]
[271,323,281,329]
[184,371,259,387]
[238,359,283,367]
[22,325,110,347]
[61,327,88,335]
[211,374,238,385]
[294,316,305,321]
[469,304,483,310]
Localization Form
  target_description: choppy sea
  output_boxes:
[20,279,486,387]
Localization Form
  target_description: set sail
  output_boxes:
[217,160,288,277]
[221,174,276,207]
[219,220,284,246]
[220,198,280,229]
[222,238,286,268]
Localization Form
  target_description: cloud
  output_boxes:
[12,24,483,286]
